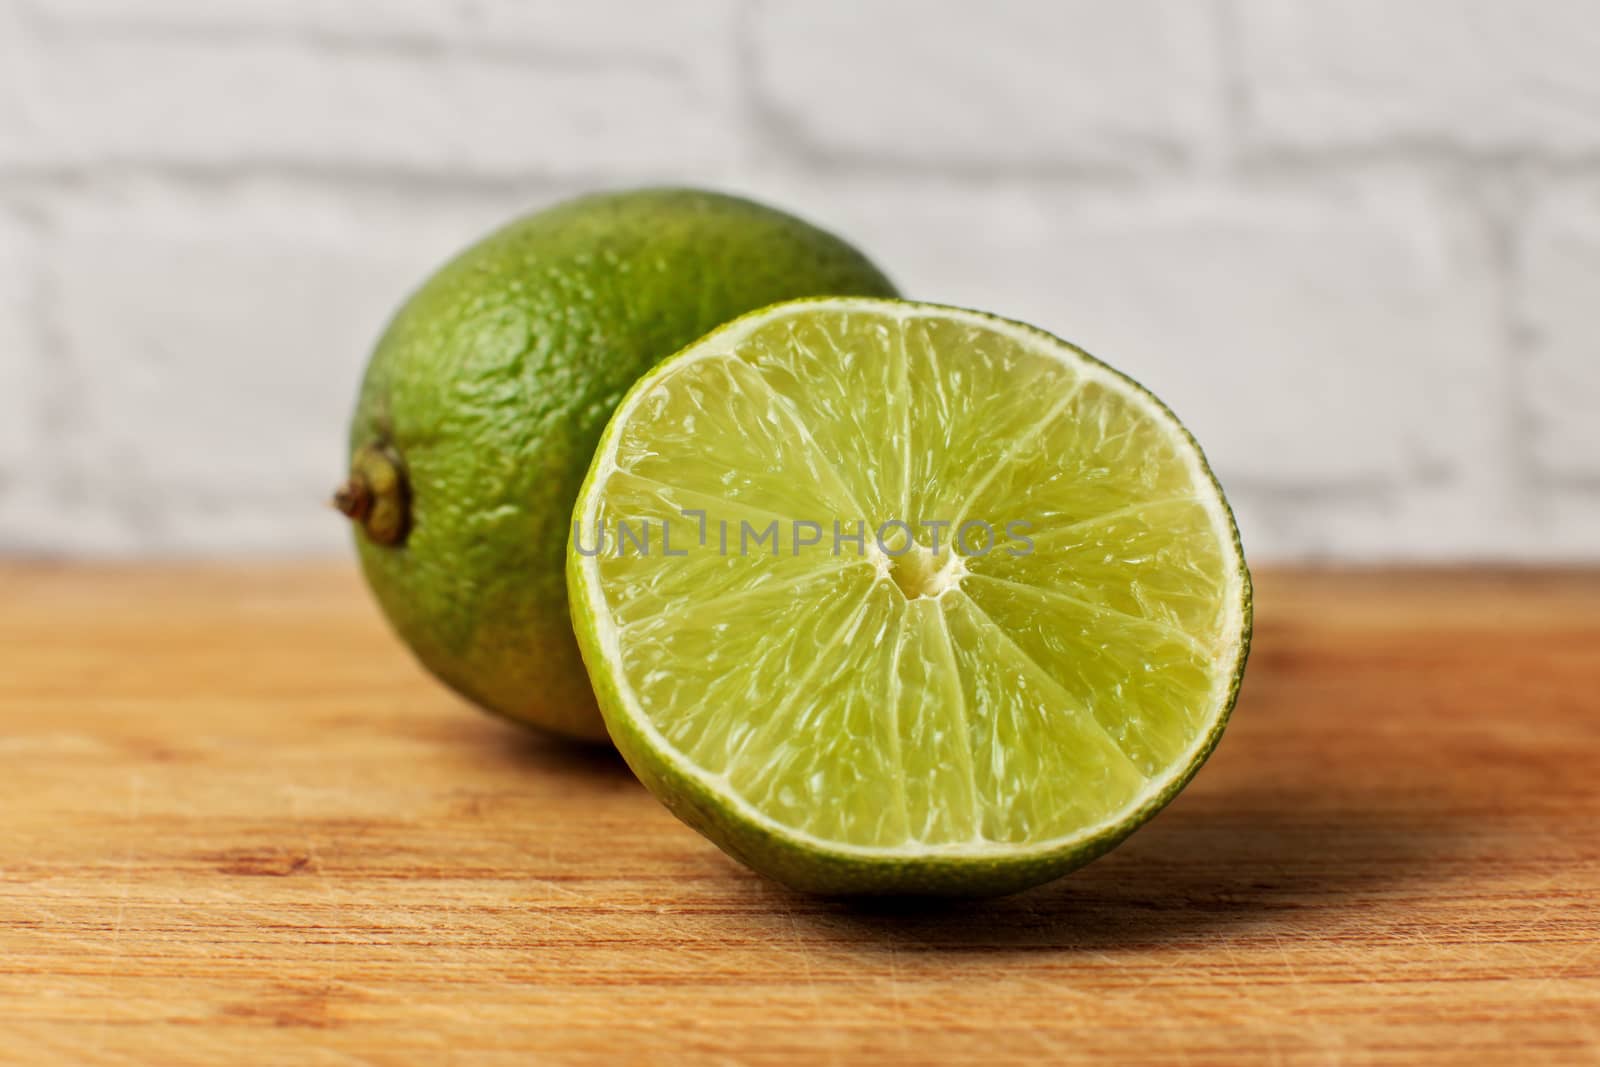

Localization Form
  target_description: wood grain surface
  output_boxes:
[1,564,1597,1065]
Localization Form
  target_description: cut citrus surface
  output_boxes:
[568,298,1251,896]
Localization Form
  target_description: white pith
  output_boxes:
[574,298,1249,860]
[874,540,968,600]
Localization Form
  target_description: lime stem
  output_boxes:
[335,443,410,546]
[332,478,372,522]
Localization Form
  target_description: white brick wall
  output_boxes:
[1236,0,1600,156]
[3,2,742,178]
[1522,184,1600,481]
[1,0,1596,560]
[0,208,34,479]
[750,1,1223,171]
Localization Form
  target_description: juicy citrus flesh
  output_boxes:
[570,299,1250,892]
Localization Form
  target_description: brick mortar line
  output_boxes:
[5,158,1600,199]
[15,4,691,75]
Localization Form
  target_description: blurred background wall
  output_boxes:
[0,0,1597,561]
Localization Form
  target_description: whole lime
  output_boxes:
[337,189,898,740]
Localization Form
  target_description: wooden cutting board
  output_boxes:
[1,564,1596,1065]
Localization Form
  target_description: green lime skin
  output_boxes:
[344,189,899,740]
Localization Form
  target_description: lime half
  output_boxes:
[568,298,1251,895]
